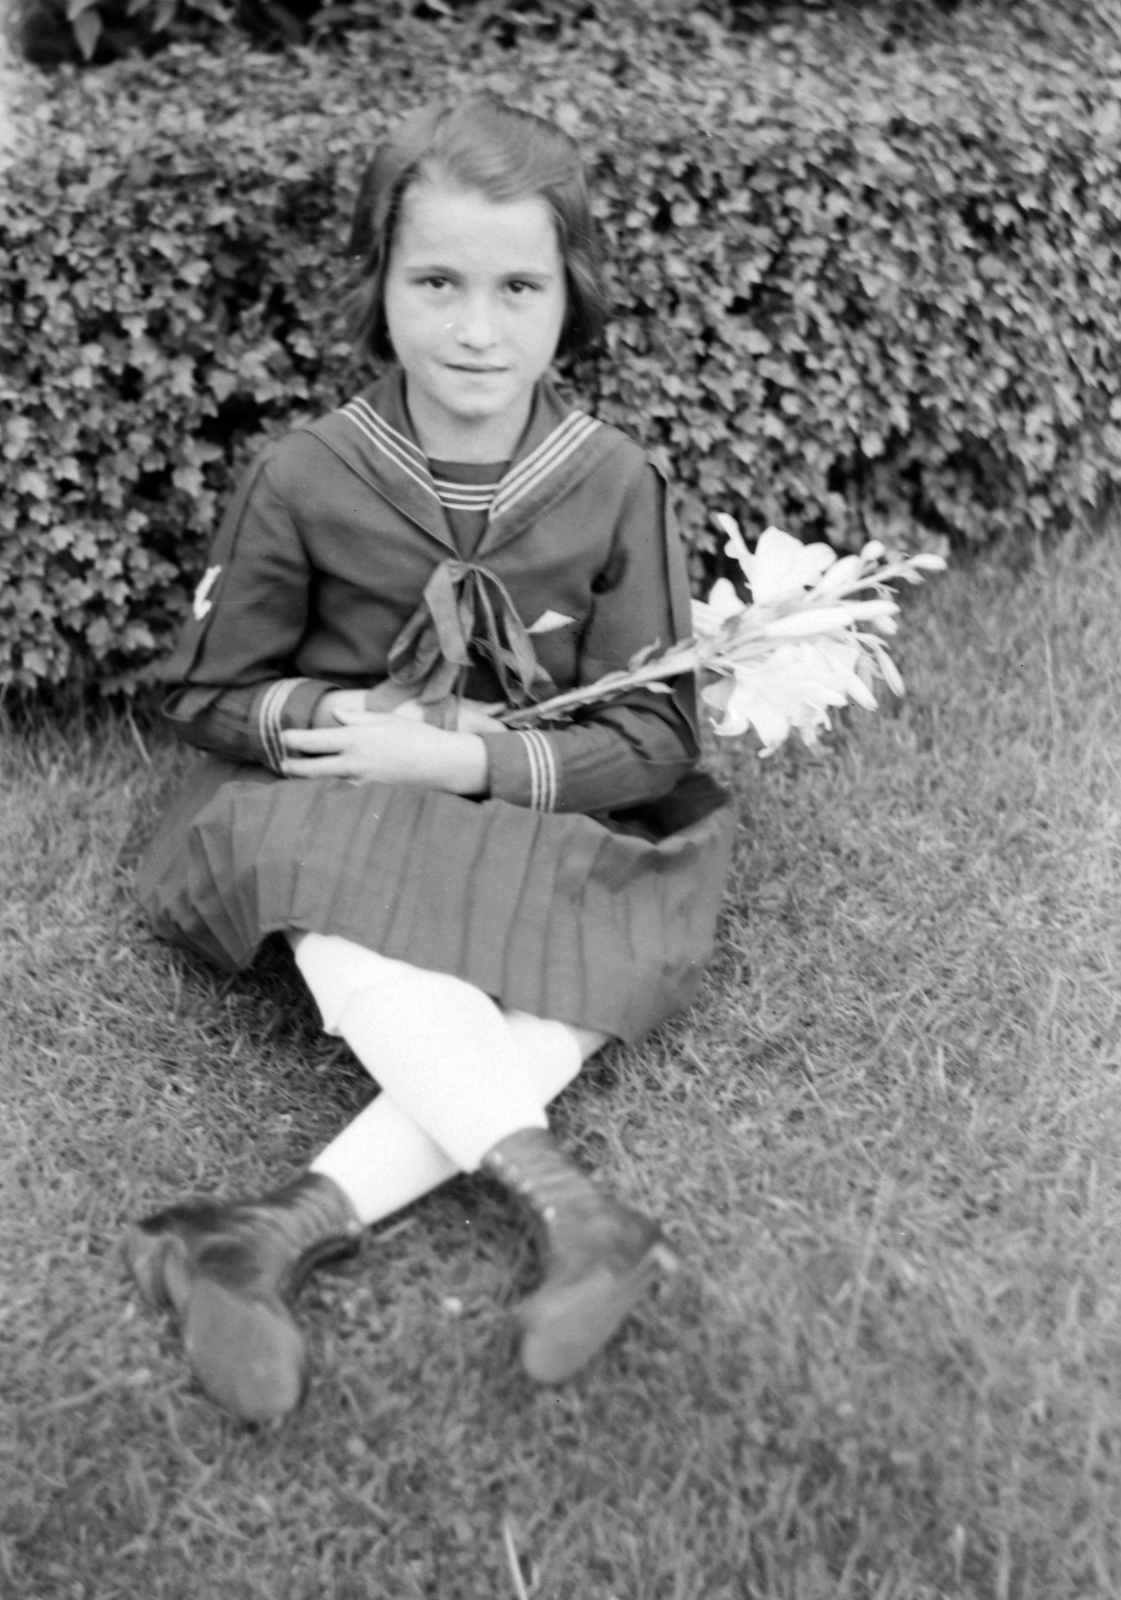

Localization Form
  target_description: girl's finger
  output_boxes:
[281,755,355,778]
[458,698,506,717]
[333,708,388,725]
[281,727,349,753]
[457,710,506,735]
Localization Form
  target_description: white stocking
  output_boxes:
[295,934,603,1227]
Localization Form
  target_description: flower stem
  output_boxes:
[499,644,700,726]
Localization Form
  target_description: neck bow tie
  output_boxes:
[387,559,557,708]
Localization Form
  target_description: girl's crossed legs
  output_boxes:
[125,933,673,1424]
[295,931,602,1222]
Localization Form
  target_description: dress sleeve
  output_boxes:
[479,459,700,814]
[160,447,338,769]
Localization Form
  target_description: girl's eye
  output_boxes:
[421,275,451,290]
[506,280,540,296]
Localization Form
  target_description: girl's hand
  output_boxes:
[311,689,369,728]
[281,712,488,794]
[313,689,505,735]
[454,699,506,735]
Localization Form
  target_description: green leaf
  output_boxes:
[72,8,102,56]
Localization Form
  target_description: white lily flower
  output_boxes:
[705,638,857,753]
[711,511,754,574]
[734,523,836,606]
[867,613,899,636]
[762,605,871,639]
[702,675,795,748]
[500,512,946,756]
[855,631,906,695]
[691,578,745,638]
[812,552,866,595]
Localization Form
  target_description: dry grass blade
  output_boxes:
[502,1516,532,1600]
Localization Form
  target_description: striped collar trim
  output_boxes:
[338,392,600,524]
[490,411,601,522]
[431,478,499,509]
[340,397,438,503]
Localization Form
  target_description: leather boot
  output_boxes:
[124,1172,362,1425]
[482,1127,676,1384]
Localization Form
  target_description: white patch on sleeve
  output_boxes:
[527,609,576,635]
[192,565,222,621]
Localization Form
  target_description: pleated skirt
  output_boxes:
[136,756,735,1042]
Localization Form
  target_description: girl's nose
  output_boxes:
[450,294,498,348]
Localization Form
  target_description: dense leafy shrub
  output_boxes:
[3,5,1121,690]
[8,0,678,65]
[0,0,1052,74]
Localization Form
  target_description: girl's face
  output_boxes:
[383,178,567,459]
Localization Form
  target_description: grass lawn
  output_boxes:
[2,528,1119,1599]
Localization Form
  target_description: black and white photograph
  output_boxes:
[1,1,1118,1595]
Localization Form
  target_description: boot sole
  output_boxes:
[518,1240,678,1384]
[124,1223,166,1307]
[181,1275,309,1425]
[123,1223,309,1425]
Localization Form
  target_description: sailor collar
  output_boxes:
[302,369,624,557]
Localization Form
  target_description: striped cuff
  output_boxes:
[480,727,560,811]
[517,728,558,812]
[254,677,314,772]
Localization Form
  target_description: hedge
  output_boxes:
[3,4,1121,690]
[5,0,1021,71]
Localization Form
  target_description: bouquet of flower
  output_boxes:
[501,517,946,756]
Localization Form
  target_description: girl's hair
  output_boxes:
[345,94,608,366]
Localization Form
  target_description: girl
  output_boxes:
[128,94,734,1425]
